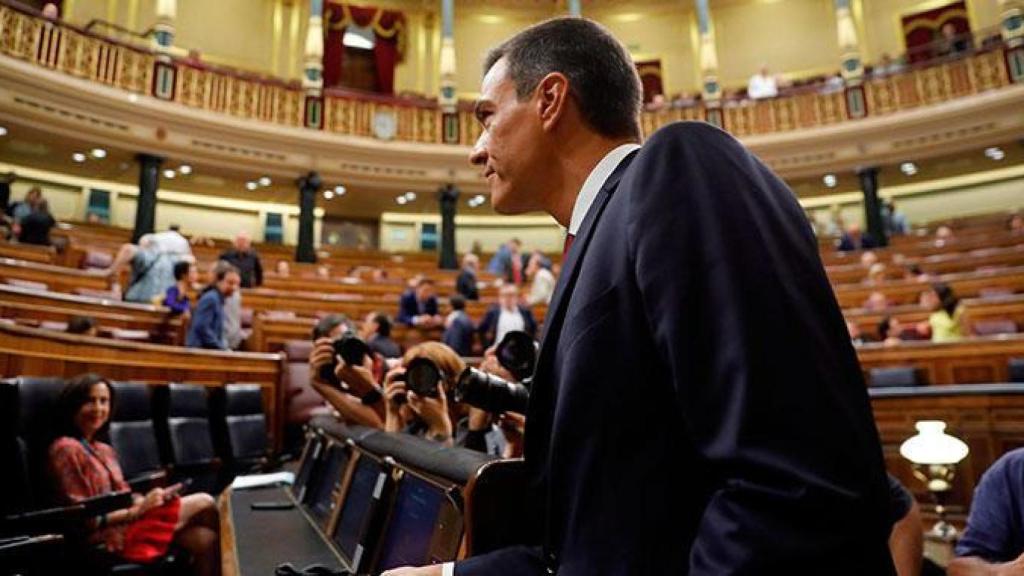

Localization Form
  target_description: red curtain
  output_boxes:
[900,1,971,63]
[323,2,405,94]
[636,60,664,103]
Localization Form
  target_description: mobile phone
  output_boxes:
[251,501,295,511]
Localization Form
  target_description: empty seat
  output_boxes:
[1010,358,1024,383]
[108,382,163,481]
[869,366,920,388]
[10,377,67,511]
[81,250,113,270]
[165,383,220,493]
[282,340,330,452]
[972,319,1018,336]
[222,383,269,474]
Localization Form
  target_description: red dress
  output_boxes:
[48,436,180,561]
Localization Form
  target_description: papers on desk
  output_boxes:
[230,471,295,490]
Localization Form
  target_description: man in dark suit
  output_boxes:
[442,295,476,356]
[456,253,481,301]
[396,277,442,327]
[476,283,537,348]
[385,17,895,576]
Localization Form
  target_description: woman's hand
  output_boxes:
[136,487,166,515]
[408,385,453,444]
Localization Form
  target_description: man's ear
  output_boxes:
[535,72,570,132]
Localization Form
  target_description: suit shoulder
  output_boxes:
[641,121,744,158]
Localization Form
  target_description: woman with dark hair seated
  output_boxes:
[48,373,221,576]
[922,282,965,343]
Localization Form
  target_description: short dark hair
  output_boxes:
[484,17,642,141]
[313,313,350,340]
[372,313,392,338]
[877,315,894,340]
[67,315,97,335]
[57,373,114,439]
[173,260,192,281]
[450,295,466,311]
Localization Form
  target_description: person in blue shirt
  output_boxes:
[950,448,1024,575]
[163,260,196,317]
[186,261,240,350]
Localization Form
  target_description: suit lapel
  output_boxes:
[535,151,637,379]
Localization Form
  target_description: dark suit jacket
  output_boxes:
[476,305,537,348]
[456,123,895,575]
[456,269,480,300]
[396,290,439,326]
[443,311,476,356]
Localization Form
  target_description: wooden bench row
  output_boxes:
[845,294,1024,339]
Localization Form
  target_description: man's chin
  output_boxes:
[491,192,532,215]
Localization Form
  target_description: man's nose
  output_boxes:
[469,132,489,166]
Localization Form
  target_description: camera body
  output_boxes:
[391,356,445,404]
[496,331,538,382]
[317,332,372,385]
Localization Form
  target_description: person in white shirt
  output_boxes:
[525,251,556,306]
[747,65,778,99]
[477,284,537,348]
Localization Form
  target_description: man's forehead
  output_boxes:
[479,58,511,100]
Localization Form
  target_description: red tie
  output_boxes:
[563,233,575,259]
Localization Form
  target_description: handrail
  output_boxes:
[82,18,155,41]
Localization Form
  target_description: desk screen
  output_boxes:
[375,474,447,571]
[332,455,386,565]
[306,443,349,527]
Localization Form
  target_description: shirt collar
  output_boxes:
[568,143,641,236]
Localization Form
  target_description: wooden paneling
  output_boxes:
[857,334,1024,384]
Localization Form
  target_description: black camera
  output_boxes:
[454,368,530,415]
[495,331,538,382]
[318,333,372,385]
[391,356,446,404]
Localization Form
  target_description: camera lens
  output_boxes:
[454,367,530,415]
[496,331,537,381]
[405,357,442,398]
[335,335,370,366]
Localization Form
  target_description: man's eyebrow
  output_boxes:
[473,99,491,118]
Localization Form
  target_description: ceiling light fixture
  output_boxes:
[823,174,837,188]
[404,192,417,201]
[178,164,192,175]
[90,148,107,159]
[334,185,346,196]
[72,152,87,163]
[324,190,334,199]
[245,181,258,191]
[396,196,408,205]
[0,126,7,137]
[162,169,175,179]
[900,162,918,176]
[258,176,271,187]
[984,147,1005,161]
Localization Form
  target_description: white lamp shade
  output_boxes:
[899,420,969,465]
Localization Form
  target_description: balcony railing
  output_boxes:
[1,2,1021,145]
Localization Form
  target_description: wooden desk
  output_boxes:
[856,334,1024,384]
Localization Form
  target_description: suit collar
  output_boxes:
[538,150,637,351]
[568,143,642,236]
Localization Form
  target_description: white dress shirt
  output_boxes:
[568,143,642,236]
[441,142,639,576]
[747,73,778,99]
[495,307,527,345]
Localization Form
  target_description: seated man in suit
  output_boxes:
[456,253,481,301]
[477,284,537,348]
[949,448,1024,575]
[386,16,894,576]
[396,277,442,328]
[442,295,476,356]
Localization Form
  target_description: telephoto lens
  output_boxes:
[404,356,444,398]
[496,330,538,381]
[335,334,371,367]
[454,368,530,415]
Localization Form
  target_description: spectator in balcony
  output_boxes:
[41,2,59,20]
[874,53,905,77]
[361,311,402,359]
[163,261,196,317]
[18,199,56,246]
[838,222,877,251]
[397,277,442,327]
[477,284,537,348]
[442,295,475,357]
[922,282,964,343]
[883,200,910,236]
[938,22,969,58]
[186,261,240,350]
[747,65,779,100]
[456,253,480,301]
[525,250,556,306]
[949,448,1024,575]
[219,231,262,288]
[67,315,98,337]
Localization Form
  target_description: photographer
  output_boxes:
[309,314,387,429]
[382,342,465,445]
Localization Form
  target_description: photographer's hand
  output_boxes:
[336,353,378,396]
[408,385,453,445]
[383,367,408,433]
[309,337,337,386]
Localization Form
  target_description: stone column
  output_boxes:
[132,154,163,244]
[695,0,721,103]
[296,172,320,263]
[303,0,325,128]
[439,0,459,143]
[834,0,864,82]
[153,0,176,55]
[567,0,581,17]
[857,167,888,248]
[438,184,459,269]
[999,0,1023,47]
